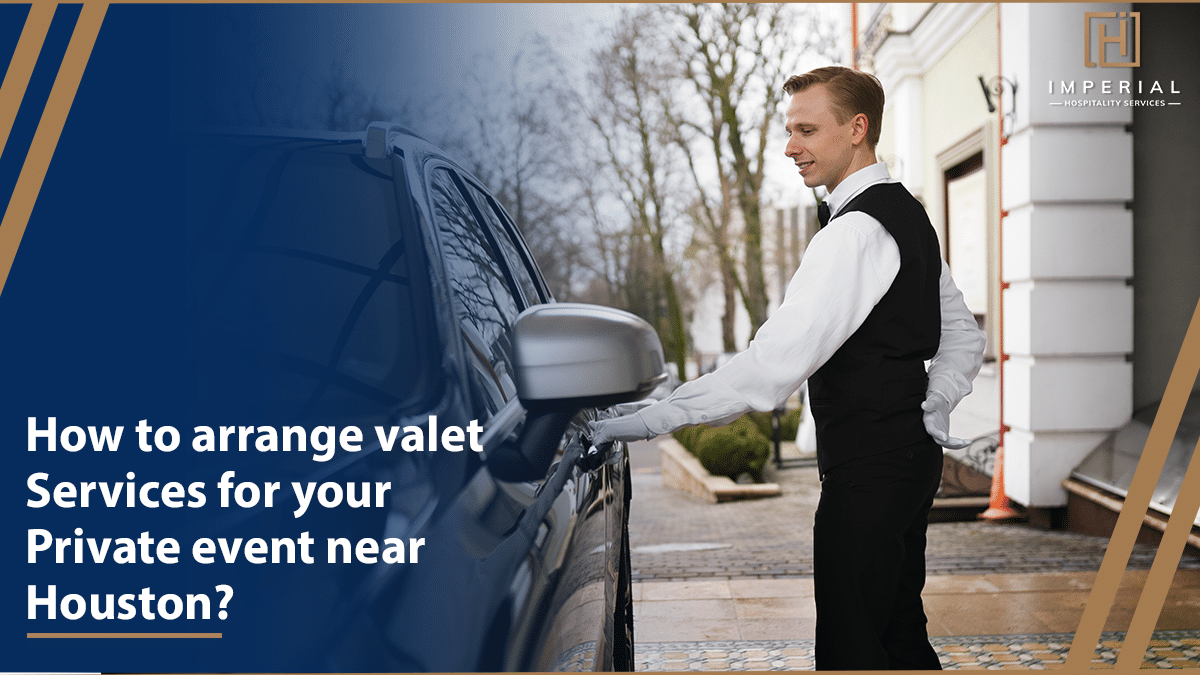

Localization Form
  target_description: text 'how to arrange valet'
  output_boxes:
[26,415,485,460]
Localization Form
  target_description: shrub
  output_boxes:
[745,408,803,443]
[674,415,770,483]
[672,424,707,450]
[779,408,802,440]
[744,411,774,440]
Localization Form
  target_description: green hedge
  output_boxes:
[745,409,802,442]
[672,409,799,483]
[672,409,803,483]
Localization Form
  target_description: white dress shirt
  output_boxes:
[635,162,986,437]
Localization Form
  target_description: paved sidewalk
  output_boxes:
[627,439,1200,670]
[633,572,1200,667]
[629,455,1198,582]
[635,631,1200,671]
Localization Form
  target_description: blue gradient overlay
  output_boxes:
[2,5,512,671]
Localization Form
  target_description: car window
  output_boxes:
[185,139,440,425]
[461,182,546,306]
[428,167,520,417]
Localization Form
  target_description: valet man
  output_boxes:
[589,66,986,670]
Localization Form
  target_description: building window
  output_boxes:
[944,151,990,349]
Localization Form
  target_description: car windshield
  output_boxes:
[183,135,442,428]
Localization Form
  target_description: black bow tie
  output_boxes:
[817,201,831,229]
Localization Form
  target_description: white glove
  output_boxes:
[921,390,970,449]
[587,412,653,446]
[610,399,656,416]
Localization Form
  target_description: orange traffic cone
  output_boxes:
[978,442,1023,521]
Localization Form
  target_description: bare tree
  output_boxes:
[321,65,400,132]
[663,3,839,341]
[576,9,690,380]
[444,42,586,301]
[670,118,745,353]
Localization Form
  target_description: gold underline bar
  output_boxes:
[28,632,222,639]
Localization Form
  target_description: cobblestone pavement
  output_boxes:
[628,450,1200,582]
[633,630,1200,670]
[626,442,1200,671]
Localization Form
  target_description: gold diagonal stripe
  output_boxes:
[0,3,56,161]
[1116,431,1200,670]
[1066,297,1200,669]
[0,1,107,298]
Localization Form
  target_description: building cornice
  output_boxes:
[873,3,994,93]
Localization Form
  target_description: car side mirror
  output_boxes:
[487,304,667,481]
[513,303,667,411]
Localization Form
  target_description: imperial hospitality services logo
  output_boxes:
[1046,9,1181,109]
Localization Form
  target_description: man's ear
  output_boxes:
[851,113,869,146]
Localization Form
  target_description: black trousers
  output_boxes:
[813,438,944,670]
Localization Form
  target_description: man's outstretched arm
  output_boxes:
[589,214,899,445]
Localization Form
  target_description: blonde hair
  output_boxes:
[783,66,885,148]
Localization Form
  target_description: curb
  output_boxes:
[659,437,782,503]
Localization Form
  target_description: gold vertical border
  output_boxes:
[0,2,57,160]
[1066,298,1200,669]
[0,0,108,297]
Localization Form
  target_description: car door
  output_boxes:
[454,174,634,671]
[181,135,458,671]
[420,161,624,670]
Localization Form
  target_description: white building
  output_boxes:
[862,3,1199,519]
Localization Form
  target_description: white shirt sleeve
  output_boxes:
[927,259,987,410]
[637,213,901,436]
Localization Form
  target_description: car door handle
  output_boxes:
[577,440,614,472]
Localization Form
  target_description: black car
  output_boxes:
[180,124,664,671]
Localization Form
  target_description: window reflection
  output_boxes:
[429,168,520,415]
[186,140,437,423]
[462,182,545,307]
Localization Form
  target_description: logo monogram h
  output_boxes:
[1085,11,1141,67]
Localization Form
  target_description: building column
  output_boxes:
[888,76,924,199]
[1000,4,1135,507]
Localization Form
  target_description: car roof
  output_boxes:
[177,122,438,158]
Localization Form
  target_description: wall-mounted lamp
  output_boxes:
[880,154,904,182]
[978,75,1018,140]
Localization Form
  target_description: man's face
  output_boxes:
[784,84,861,192]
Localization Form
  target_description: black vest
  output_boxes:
[808,182,941,475]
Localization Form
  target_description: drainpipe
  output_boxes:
[979,1,1021,521]
[996,1,1009,456]
[852,4,859,70]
